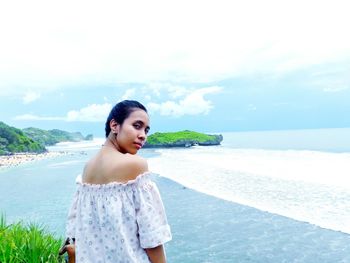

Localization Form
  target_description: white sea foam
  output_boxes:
[148,146,350,234]
[47,138,105,152]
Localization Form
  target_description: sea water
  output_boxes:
[149,144,350,234]
[1,128,350,262]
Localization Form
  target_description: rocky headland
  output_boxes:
[143,130,223,148]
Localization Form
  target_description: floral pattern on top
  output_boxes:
[66,172,172,263]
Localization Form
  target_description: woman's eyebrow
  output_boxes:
[134,120,145,125]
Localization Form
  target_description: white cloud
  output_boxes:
[66,103,112,122]
[142,84,163,98]
[323,86,349,93]
[22,91,41,104]
[147,101,180,116]
[13,103,112,122]
[1,0,349,94]
[311,77,350,93]
[147,86,222,117]
[121,88,136,100]
[141,83,189,100]
[167,86,189,99]
[13,114,63,121]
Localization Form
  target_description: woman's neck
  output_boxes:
[103,135,122,153]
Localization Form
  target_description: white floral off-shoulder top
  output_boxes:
[66,172,172,263]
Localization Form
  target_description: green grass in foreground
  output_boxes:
[0,215,65,263]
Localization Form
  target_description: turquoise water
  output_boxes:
[220,127,350,152]
[0,147,160,234]
[161,177,350,262]
[1,129,350,262]
[0,153,87,235]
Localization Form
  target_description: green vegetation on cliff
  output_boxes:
[144,130,223,148]
[0,215,65,262]
[23,127,93,146]
[0,122,93,155]
[0,122,46,155]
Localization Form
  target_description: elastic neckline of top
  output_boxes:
[77,171,155,188]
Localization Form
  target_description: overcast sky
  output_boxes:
[0,0,349,136]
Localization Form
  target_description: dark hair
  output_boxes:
[105,100,148,137]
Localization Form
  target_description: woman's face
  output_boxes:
[116,109,150,154]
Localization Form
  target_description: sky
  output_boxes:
[0,0,349,137]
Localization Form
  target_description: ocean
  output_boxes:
[1,128,350,262]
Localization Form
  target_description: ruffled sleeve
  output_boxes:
[133,174,172,249]
[65,176,81,238]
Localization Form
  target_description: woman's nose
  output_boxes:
[138,130,146,139]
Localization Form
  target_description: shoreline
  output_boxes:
[0,151,68,169]
[159,176,350,262]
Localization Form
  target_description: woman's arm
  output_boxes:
[66,244,75,263]
[145,245,166,263]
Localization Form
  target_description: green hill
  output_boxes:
[144,130,223,148]
[0,122,46,155]
[23,127,93,146]
[0,122,94,155]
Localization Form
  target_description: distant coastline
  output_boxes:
[0,121,93,156]
[0,121,93,168]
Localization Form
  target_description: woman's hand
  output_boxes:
[59,238,75,263]
[145,245,166,263]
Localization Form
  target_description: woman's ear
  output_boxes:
[109,119,120,134]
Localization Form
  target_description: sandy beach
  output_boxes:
[0,151,67,169]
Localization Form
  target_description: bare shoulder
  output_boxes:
[82,150,148,184]
[81,155,97,181]
[126,154,149,177]
[115,154,149,181]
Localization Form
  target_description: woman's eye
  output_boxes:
[134,124,141,129]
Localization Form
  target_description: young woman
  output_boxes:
[64,100,172,263]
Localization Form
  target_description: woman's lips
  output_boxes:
[134,142,143,149]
